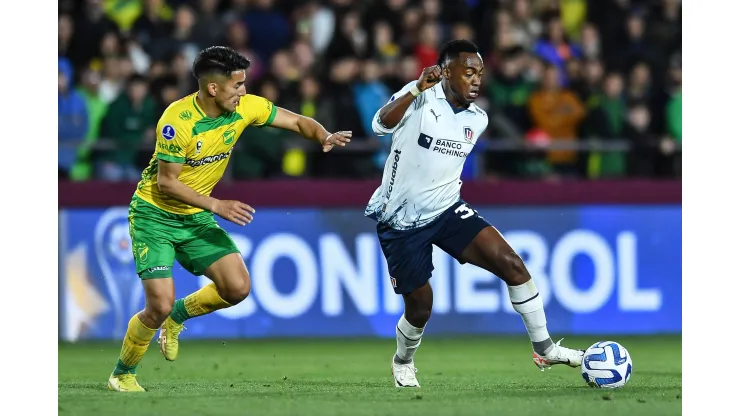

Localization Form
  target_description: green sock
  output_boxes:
[113,359,137,375]
[169,284,232,324]
[169,299,191,324]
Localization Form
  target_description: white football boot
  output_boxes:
[532,338,585,371]
[392,357,420,388]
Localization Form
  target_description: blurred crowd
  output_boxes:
[58,0,682,181]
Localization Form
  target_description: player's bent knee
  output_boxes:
[500,252,530,285]
[406,307,432,328]
[231,281,251,304]
[146,299,174,323]
[220,278,251,305]
[403,283,433,326]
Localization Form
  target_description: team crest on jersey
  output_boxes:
[179,110,192,121]
[196,140,203,154]
[223,129,236,145]
[162,124,176,140]
[463,126,474,142]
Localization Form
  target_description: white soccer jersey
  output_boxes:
[365,81,489,230]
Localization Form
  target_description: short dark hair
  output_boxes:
[192,46,251,80]
[437,39,479,67]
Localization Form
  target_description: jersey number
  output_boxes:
[455,204,476,219]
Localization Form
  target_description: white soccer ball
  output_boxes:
[581,341,633,389]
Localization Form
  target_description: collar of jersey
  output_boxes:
[432,84,475,114]
[192,94,207,118]
[191,93,234,120]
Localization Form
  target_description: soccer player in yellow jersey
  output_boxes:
[107,46,352,392]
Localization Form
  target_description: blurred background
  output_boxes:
[58,0,681,343]
[58,0,681,182]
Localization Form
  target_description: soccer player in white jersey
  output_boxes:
[365,40,585,388]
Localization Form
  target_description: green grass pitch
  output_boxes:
[58,335,681,416]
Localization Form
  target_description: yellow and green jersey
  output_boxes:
[135,92,277,215]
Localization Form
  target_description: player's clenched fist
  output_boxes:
[416,65,442,91]
[212,200,255,226]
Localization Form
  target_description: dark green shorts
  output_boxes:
[128,195,240,279]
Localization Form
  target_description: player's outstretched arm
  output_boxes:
[157,160,255,226]
[376,65,442,131]
[269,107,352,153]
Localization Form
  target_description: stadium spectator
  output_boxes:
[488,46,536,132]
[626,61,653,105]
[97,74,156,181]
[509,0,543,49]
[327,58,364,139]
[612,12,661,75]
[371,20,401,64]
[661,52,682,177]
[325,8,369,66]
[98,56,125,105]
[353,60,391,140]
[169,3,201,63]
[398,5,424,51]
[297,0,337,55]
[190,0,226,48]
[243,0,292,64]
[283,74,337,177]
[225,20,266,80]
[532,14,582,86]
[648,0,682,59]
[232,77,294,179]
[59,14,75,58]
[270,49,301,103]
[59,57,90,179]
[665,57,681,144]
[415,21,441,72]
[130,0,174,60]
[585,72,627,178]
[292,40,318,77]
[69,0,119,69]
[528,64,586,176]
[70,68,110,181]
[353,60,392,170]
[625,100,660,177]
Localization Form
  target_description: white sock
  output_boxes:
[508,280,554,355]
[395,314,424,364]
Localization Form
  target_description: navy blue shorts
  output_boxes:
[376,200,491,294]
